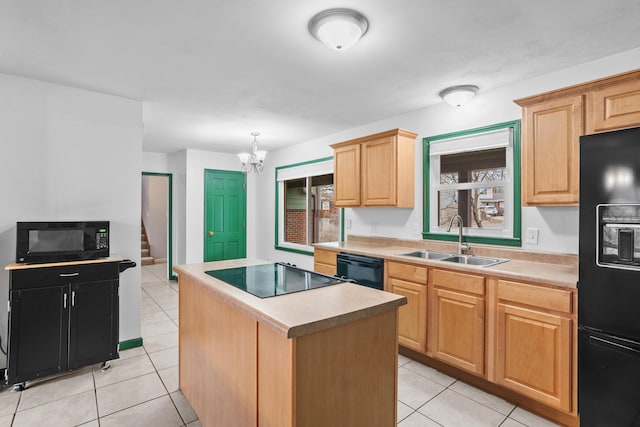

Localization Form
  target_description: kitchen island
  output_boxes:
[173,258,406,427]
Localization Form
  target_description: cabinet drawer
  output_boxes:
[496,279,573,314]
[314,263,336,276]
[10,262,120,290]
[387,261,427,284]
[314,249,337,266]
[431,269,485,295]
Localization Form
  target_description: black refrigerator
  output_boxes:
[579,126,640,426]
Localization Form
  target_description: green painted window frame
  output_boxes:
[275,157,344,256]
[422,120,522,247]
[141,172,176,280]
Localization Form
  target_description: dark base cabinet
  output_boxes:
[7,261,120,386]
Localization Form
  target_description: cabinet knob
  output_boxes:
[208,231,214,237]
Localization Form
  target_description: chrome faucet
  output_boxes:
[447,215,469,255]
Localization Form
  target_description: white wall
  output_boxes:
[142,149,258,266]
[0,73,143,368]
[184,149,258,263]
[256,47,640,271]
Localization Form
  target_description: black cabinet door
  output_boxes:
[7,286,69,383]
[68,280,119,369]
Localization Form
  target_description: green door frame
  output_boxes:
[141,172,176,280]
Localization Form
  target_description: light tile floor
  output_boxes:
[0,263,561,427]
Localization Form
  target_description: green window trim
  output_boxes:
[274,157,344,256]
[422,120,522,246]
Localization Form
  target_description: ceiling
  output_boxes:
[2,1,640,154]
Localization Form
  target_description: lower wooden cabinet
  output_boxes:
[313,248,337,276]
[386,261,427,353]
[493,279,574,413]
[337,252,577,420]
[428,269,485,376]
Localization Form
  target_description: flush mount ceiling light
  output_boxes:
[308,8,369,51]
[439,85,479,107]
[238,132,267,174]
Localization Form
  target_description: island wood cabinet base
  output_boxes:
[179,272,399,427]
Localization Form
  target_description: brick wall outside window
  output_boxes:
[285,209,306,244]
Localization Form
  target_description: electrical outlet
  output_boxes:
[371,224,377,233]
[345,219,352,229]
[526,228,539,245]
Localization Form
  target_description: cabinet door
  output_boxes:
[333,144,361,207]
[7,286,68,383]
[362,137,396,206]
[495,303,572,412]
[521,95,583,205]
[389,278,427,353]
[587,79,640,133]
[68,280,119,368]
[429,288,485,375]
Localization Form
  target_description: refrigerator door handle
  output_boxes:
[590,335,640,360]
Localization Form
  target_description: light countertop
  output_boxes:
[173,258,407,339]
[5,257,124,270]
[316,240,578,289]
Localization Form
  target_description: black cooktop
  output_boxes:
[205,262,343,298]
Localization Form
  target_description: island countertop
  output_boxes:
[173,258,407,339]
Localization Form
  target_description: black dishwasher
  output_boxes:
[336,253,384,290]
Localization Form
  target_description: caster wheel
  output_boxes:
[13,383,24,392]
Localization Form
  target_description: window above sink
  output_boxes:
[423,120,522,248]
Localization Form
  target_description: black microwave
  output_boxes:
[16,221,110,264]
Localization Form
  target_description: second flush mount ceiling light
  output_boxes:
[308,8,369,51]
[439,85,479,107]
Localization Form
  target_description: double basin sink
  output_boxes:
[396,250,508,267]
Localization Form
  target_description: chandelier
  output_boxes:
[238,132,267,174]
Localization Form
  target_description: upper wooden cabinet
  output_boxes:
[333,144,361,206]
[520,95,583,205]
[515,68,640,206]
[331,129,418,208]
[586,79,640,133]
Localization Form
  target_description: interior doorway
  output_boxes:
[141,172,175,280]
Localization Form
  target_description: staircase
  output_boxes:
[141,220,154,266]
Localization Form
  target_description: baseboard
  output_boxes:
[119,337,143,351]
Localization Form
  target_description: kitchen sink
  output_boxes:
[396,251,509,267]
[440,255,508,267]
[396,250,454,260]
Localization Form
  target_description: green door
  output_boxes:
[204,170,247,261]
